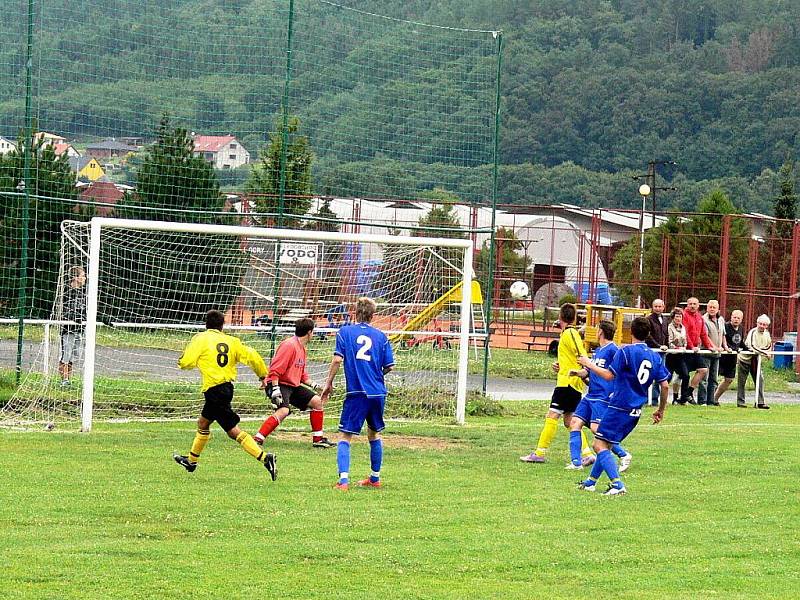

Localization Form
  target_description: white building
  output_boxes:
[0,136,17,155]
[192,135,250,170]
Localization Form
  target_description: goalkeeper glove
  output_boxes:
[269,385,283,410]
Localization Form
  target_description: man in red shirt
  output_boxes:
[254,317,336,448]
[679,297,721,404]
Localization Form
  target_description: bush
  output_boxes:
[558,293,577,306]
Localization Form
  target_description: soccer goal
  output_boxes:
[2,217,480,431]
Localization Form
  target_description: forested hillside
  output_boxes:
[0,0,798,212]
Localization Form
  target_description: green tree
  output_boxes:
[246,116,313,226]
[118,114,224,220]
[759,160,798,322]
[109,116,246,324]
[611,189,749,307]
[0,136,80,316]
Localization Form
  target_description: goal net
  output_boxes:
[2,217,479,430]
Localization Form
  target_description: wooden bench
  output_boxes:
[523,329,561,353]
[278,308,312,328]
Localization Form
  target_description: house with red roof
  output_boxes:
[192,135,250,170]
[79,181,125,216]
[53,143,80,158]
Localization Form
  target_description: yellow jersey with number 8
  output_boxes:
[178,329,268,392]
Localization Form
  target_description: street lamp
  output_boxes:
[636,184,650,309]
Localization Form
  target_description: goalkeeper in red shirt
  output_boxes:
[254,317,336,448]
[173,309,276,479]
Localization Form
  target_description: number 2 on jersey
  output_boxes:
[356,335,372,361]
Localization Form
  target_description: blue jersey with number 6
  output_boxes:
[607,342,669,409]
[335,323,395,398]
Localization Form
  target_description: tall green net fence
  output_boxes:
[0,1,501,427]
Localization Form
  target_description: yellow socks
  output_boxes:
[534,417,559,456]
[580,429,594,457]
[236,431,266,462]
[189,428,210,463]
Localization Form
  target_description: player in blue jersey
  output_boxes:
[566,320,632,472]
[576,316,670,495]
[320,297,395,490]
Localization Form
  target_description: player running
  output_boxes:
[254,317,336,448]
[576,317,669,495]
[566,319,632,472]
[320,297,394,490]
[520,303,595,464]
[173,309,276,479]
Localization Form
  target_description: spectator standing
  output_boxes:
[645,298,670,406]
[737,315,772,409]
[667,308,690,405]
[698,299,727,406]
[645,298,670,349]
[715,309,745,404]
[681,297,720,404]
[58,266,87,388]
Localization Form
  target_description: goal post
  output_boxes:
[10,217,477,431]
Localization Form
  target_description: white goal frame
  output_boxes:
[80,217,475,431]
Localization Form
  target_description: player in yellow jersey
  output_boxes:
[520,303,595,464]
[173,309,277,480]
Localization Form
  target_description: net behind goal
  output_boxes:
[2,218,478,430]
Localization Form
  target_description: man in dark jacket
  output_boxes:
[645,298,670,349]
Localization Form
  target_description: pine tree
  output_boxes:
[117,114,224,221]
[246,116,313,226]
[109,115,245,323]
[610,189,749,307]
[0,136,80,316]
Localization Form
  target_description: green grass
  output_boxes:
[1,405,799,599]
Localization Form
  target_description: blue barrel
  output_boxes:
[773,341,794,369]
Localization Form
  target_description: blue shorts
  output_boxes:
[595,405,642,445]
[573,398,607,425]
[338,393,386,435]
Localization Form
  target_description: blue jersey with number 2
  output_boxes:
[335,323,395,397]
[585,342,619,402]
[608,342,669,410]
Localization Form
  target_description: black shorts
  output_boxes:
[719,354,737,379]
[267,382,317,411]
[684,353,707,372]
[549,386,582,415]
[201,382,240,431]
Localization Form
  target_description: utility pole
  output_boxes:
[632,160,677,308]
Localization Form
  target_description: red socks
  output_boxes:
[258,415,280,438]
[310,410,324,441]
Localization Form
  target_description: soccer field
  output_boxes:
[2,405,799,599]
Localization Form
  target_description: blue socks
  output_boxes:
[611,444,628,458]
[568,431,582,466]
[588,452,604,481]
[369,439,382,482]
[597,449,622,486]
[337,440,350,484]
